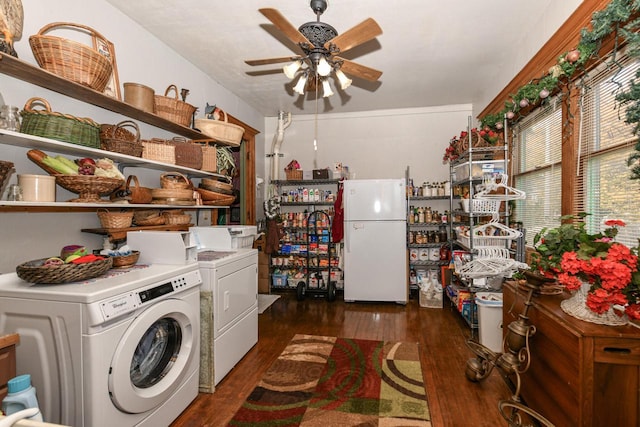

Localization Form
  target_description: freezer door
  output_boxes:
[343,179,406,221]
[343,220,407,303]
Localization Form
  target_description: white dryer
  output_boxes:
[0,263,202,427]
[190,226,258,390]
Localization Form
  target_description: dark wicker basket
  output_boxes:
[16,257,113,284]
[0,160,15,192]
[100,120,143,157]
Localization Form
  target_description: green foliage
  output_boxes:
[481,0,640,178]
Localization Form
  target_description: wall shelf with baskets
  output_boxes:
[0,53,239,145]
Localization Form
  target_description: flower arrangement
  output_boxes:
[442,135,459,163]
[479,128,500,145]
[531,214,640,320]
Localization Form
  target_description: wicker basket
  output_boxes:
[21,97,100,147]
[200,177,233,195]
[0,160,15,192]
[172,137,203,170]
[123,175,152,204]
[196,187,236,205]
[16,256,113,284]
[110,251,140,268]
[160,172,191,189]
[29,22,113,92]
[285,170,303,180]
[142,138,176,164]
[97,209,134,228]
[123,83,155,113]
[154,85,197,127]
[195,140,218,172]
[55,175,123,202]
[162,212,191,225]
[194,110,244,147]
[100,120,143,157]
[133,210,166,226]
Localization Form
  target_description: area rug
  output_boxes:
[229,334,431,426]
[258,294,281,314]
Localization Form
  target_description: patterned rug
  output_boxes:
[229,334,431,426]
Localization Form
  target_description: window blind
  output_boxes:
[513,99,563,242]
[577,55,640,247]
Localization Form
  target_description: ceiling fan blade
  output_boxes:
[245,56,300,66]
[338,58,383,82]
[259,8,314,49]
[326,18,382,54]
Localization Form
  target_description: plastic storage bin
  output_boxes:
[475,292,504,353]
[272,273,288,288]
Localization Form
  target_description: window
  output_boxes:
[513,99,563,242]
[577,56,640,247]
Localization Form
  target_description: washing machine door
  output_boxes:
[108,298,197,414]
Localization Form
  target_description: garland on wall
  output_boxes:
[480,0,640,179]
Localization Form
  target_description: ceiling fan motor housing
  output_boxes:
[298,21,337,51]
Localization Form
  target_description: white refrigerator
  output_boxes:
[343,178,407,304]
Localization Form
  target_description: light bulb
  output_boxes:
[322,79,334,97]
[283,60,302,79]
[335,69,352,90]
[317,56,332,77]
[293,74,307,95]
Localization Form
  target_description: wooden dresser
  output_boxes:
[503,282,640,427]
[0,333,19,402]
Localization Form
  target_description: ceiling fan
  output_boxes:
[245,0,383,97]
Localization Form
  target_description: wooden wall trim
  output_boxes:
[479,0,611,119]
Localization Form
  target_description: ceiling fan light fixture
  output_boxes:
[316,56,332,77]
[335,69,352,90]
[283,60,302,79]
[293,73,308,95]
[322,79,334,98]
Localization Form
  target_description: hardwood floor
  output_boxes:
[171,292,512,426]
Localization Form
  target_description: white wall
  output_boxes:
[263,104,472,188]
[0,0,265,273]
[472,0,583,117]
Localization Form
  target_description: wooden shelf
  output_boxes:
[0,53,236,146]
[82,223,193,242]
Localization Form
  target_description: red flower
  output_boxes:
[605,219,626,227]
[626,303,640,320]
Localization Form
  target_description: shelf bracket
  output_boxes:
[117,161,146,173]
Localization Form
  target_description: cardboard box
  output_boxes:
[313,169,329,179]
[303,170,313,180]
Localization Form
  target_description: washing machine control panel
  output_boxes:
[87,269,202,326]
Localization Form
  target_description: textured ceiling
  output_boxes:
[106,0,574,117]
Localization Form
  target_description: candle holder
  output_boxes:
[465,279,555,426]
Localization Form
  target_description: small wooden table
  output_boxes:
[0,333,19,402]
[503,281,640,427]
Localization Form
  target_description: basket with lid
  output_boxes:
[29,22,113,92]
[20,97,100,147]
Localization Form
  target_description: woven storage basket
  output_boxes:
[21,97,100,147]
[100,120,143,157]
[97,209,134,228]
[172,137,203,170]
[16,256,113,284]
[0,160,15,192]
[142,138,176,164]
[162,212,191,225]
[124,175,152,204]
[194,109,244,146]
[196,187,235,205]
[55,175,123,202]
[29,22,113,92]
[200,177,233,195]
[133,210,165,226]
[285,170,303,180]
[160,172,191,190]
[110,251,140,268]
[195,140,217,172]
[154,85,197,127]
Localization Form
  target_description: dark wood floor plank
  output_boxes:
[171,293,511,426]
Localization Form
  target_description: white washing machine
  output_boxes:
[0,263,202,427]
[190,226,258,390]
